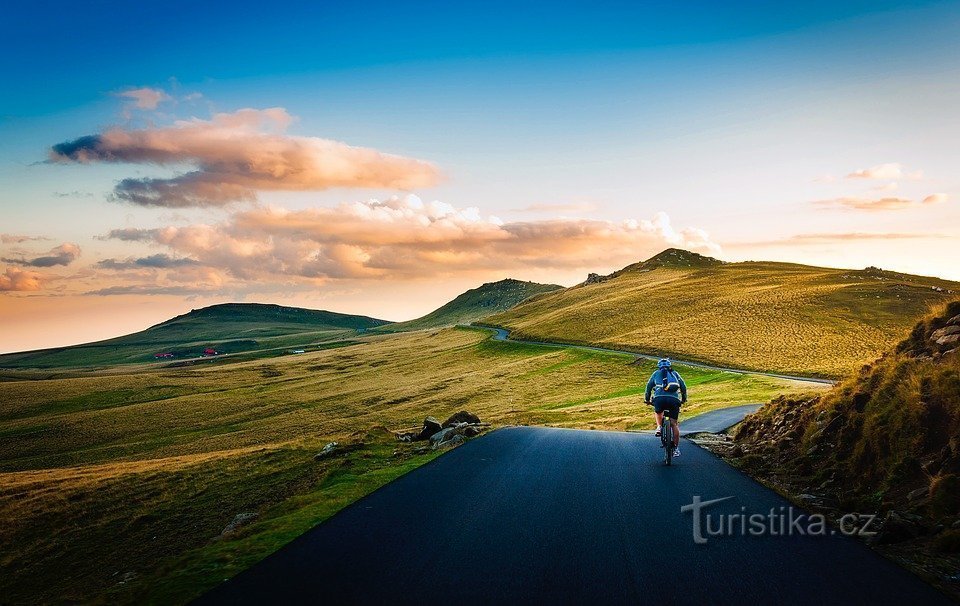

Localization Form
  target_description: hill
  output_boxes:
[485,249,959,377]
[0,303,391,368]
[378,278,562,332]
[721,301,960,595]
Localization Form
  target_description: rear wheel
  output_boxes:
[663,424,673,465]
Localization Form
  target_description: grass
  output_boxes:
[376,278,561,332]
[0,302,390,369]
[0,326,822,604]
[485,250,959,378]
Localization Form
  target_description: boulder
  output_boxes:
[463,425,482,437]
[221,512,258,536]
[932,325,960,340]
[876,511,925,544]
[442,411,481,428]
[937,334,960,347]
[415,417,444,440]
[436,434,466,450]
[947,314,960,327]
[313,442,339,460]
[907,486,929,503]
[429,427,457,445]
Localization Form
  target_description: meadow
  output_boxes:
[0,327,822,604]
[486,256,959,378]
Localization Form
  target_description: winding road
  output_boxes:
[479,326,836,386]
[197,427,950,605]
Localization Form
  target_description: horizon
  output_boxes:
[3,0,959,353]
[2,245,955,355]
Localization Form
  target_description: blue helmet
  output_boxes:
[657,358,672,369]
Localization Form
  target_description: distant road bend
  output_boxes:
[475,325,836,386]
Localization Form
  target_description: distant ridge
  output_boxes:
[487,248,960,377]
[380,278,562,332]
[0,303,391,368]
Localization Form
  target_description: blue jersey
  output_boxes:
[645,368,687,404]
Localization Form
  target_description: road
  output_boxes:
[479,326,836,386]
[197,427,950,605]
[679,404,763,435]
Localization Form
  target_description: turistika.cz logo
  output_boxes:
[680,496,880,545]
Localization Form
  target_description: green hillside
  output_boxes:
[378,278,561,332]
[485,249,959,377]
[0,303,391,369]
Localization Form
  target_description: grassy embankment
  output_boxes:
[0,327,821,604]
[486,249,959,378]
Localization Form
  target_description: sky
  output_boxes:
[1,0,959,353]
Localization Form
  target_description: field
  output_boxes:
[486,251,959,378]
[0,303,389,369]
[0,327,822,604]
[376,278,561,332]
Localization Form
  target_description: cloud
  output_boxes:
[99,228,159,242]
[2,243,81,267]
[513,202,598,213]
[49,108,442,207]
[922,193,948,205]
[726,232,943,248]
[115,87,171,110]
[96,254,200,270]
[846,162,923,181]
[0,267,44,292]
[104,195,719,283]
[813,194,946,211]
[1,234,50,244]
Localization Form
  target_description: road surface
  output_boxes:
[679,404,763,435]
[197,427,950,605]
[479,326,836,386]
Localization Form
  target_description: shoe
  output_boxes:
[672,447,681,458]
[655,426,662,437]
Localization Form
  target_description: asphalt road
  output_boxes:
[679,404,763,435]
[196,427,951,605]
[480,326,836,386]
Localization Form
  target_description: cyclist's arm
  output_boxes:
[644,375,654,403]
[678,373,688,403]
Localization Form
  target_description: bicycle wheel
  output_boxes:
[663,427,673,466]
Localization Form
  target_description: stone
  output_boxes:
[415,417,444,440]
[435,434,466,450]
[442,411,481,428]
[936,334,960,347]
[932,325,960,340]
[463,425,482,437]
[947,314,960,326]
[221,512,258,536]
[313,442,339,460]
[877,511,925,544]
[429,427,456,445]
[907,487,929,502]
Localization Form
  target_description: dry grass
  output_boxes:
[0,327,821,604]
[486,261,958,377]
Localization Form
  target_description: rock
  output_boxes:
[221,512,258,535]
[936,334,960,347]
[798,493,820,503]
[952,520,960,530]
[947,314,960,326]
[907,486,929,502]
[435,434,466,450]
[932,325,960,339]
[429,427,457,445]
[313,442,339,460]
[442,411,481,428]
[463,425,482,437]
[877,511,925,544]
[415,417,444,441]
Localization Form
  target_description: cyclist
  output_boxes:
[644,358,686,458]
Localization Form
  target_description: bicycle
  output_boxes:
[661,418,676,465]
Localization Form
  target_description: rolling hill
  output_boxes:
[377,278,562,332]
[484,248,960,377]
[0,303,391,369]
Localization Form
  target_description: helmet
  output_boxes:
[657,358,672,369]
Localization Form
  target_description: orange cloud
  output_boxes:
[846,162,923,180]
[102,196,719,284]
[813,194,947,211]
[0,267,44,292]
[50,108,442,207]
[1,243,81,267]
[115,87,171,110]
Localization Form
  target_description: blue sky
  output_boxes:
[1,0,959,352]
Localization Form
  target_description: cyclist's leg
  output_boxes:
[654,409,664,435]
[668,403,680,450]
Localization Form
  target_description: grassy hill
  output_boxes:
[485,248,960,377]
[378,278,561,332]
[0,303,391,369]
[0,327,817,604]
[722,300,960,596]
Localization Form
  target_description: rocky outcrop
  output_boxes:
[395,411,488,449]
[221,512,258,536]
[313,442,339,460]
